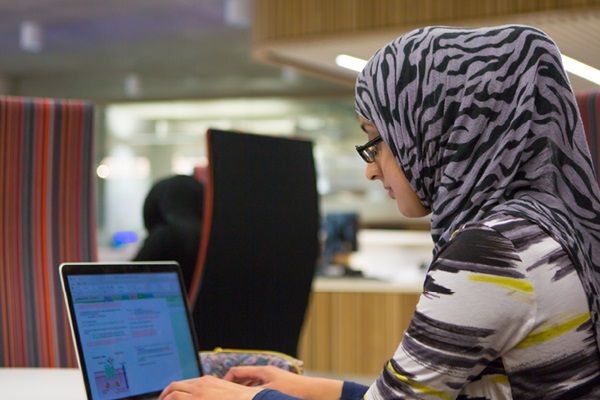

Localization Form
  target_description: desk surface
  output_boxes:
[0,368,372,399]
[0,368,86,400]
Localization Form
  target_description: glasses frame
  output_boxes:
[355,135,383,163]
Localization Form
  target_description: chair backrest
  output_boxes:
[576,91,600,183]
[0,96,97,367]
[189,129,319,357]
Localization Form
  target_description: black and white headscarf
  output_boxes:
[355,25,600,350]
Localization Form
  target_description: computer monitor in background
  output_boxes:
[321,212,359,271]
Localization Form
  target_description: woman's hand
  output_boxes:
[159,375,264,400]
[224,366,343,400]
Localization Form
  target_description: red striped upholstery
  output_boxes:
[0,96,97,367]
[576,91,600,183]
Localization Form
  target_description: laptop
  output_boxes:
[60,261,202,400]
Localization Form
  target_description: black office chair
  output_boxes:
[188,129,320,357]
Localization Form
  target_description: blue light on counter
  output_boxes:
[111,231,138,248]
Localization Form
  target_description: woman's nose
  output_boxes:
[365,162,380,181]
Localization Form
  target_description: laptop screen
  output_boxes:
[65,268,200,399]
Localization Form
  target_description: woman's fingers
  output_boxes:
[165,375,263,400]
[223,366,273,384]
[159,380,196,399]
[161,392,193,400]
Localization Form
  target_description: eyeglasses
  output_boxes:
[355,136,383,163]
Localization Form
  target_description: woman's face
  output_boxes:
[358,116,430,218]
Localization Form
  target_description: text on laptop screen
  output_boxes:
[67,272,199,400]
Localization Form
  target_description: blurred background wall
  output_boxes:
[2,0,600,250]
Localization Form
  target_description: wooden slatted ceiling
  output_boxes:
[253,4,600,92]
[253,0,600,43]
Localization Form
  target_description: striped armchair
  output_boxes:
[0,96,97,367]
[576,91,600,182]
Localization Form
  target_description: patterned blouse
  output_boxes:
[365,213,600,399]
[254,213,600,400]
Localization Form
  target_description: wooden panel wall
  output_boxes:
[254,0,600,43]
[298,291,420,375]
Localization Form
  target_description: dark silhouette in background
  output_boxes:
[134,175,204,292]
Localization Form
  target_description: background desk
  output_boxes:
[298,277,422,376]
[0,368,85,400]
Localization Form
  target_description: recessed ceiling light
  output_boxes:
[561,54,600,87]
[335,54,367,72]
[336,53,600,87]
[124,73,142,98]
[224,0,251,28]
[20,21,43,53]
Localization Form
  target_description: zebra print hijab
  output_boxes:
[355,25,600,348]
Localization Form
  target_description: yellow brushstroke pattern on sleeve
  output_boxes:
[468,273,534,293]
[489,374,509,385]
[516,312,591,349]
[385,361,452,400]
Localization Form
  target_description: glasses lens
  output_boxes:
[363,147,375,163]
[356,136,382,163]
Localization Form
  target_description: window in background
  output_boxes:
[98,97,428,249]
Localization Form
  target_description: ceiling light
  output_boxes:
[96,164,110,179]
[561,54,600,87]
[124,73,142,98]
[20,21,43,53]
[336,52,600,87]
[335,54,367,72]
[224,0,251,28]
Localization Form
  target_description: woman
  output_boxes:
[160,25,600,399]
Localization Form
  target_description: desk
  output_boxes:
[0,368,86,400]
[298,277,422,376]
[1,278,421,394]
